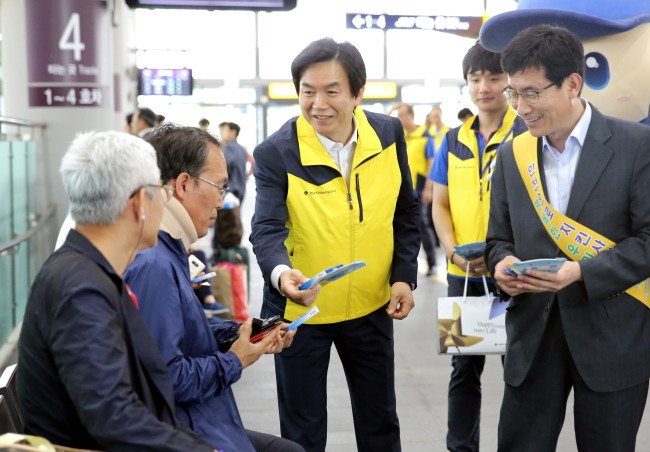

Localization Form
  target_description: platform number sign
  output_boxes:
[58,13,86,62]
[26,0,109,107]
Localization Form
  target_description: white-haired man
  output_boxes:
[18,131,216,451]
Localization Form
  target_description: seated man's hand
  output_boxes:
[280,269,320,307]
[192,271,206,290]
[264,322,297,354]
[230,320,281,368]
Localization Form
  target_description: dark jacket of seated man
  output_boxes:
[17,230,214,452]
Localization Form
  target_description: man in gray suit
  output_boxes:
[486,25,650,451]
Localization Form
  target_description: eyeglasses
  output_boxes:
[131,184,175,203]
[147,184,175,203]
[192,175,229,200]
[503,82,555,105]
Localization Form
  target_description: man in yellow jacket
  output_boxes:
[250,38,420,452]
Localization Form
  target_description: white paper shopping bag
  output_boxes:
[436,274,509,355]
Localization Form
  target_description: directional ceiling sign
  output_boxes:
[346,13,484,38]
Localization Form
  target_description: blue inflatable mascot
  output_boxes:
[480,0,650,123]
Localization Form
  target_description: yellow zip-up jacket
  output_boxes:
[404,124,430,191]
[251,108,420,323]
[446,107,526,278]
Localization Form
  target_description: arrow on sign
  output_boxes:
[352,14,365,29]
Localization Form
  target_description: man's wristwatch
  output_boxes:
[393,281,416,291]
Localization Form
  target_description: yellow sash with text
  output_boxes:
[512,132,650,308]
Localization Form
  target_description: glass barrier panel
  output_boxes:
[11,141,28,236]
[0,254,13,343]
[0,142,10,245]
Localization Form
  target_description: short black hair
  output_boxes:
[457,108,473,120]
[462,41,504,81]
[146,123,221,183]
[291,37,366,98]
[218,122,241,137]
[501,25,584,90]
[198,118,210,127]
[137,107,157,127]
[227,122,240,137]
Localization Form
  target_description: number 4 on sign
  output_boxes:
[59,12,85,61]
[66,89,77,105]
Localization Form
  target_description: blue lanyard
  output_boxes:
[480,124,516,180]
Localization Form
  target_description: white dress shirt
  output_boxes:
[542,100,592,215]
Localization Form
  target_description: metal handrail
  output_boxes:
[0,204,57,255]
[0,117,46,129]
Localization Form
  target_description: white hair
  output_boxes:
[60,131,160,225]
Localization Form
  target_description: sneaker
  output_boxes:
[426,267,436,277]
[203,302,229,315]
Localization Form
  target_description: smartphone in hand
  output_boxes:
[249,315,283,342]
[218,315,283,352]
[189,254,206,279]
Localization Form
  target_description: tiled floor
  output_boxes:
[196,179,650,451]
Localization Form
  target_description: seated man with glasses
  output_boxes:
[124,124,303,452]
[192,174,230,199]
